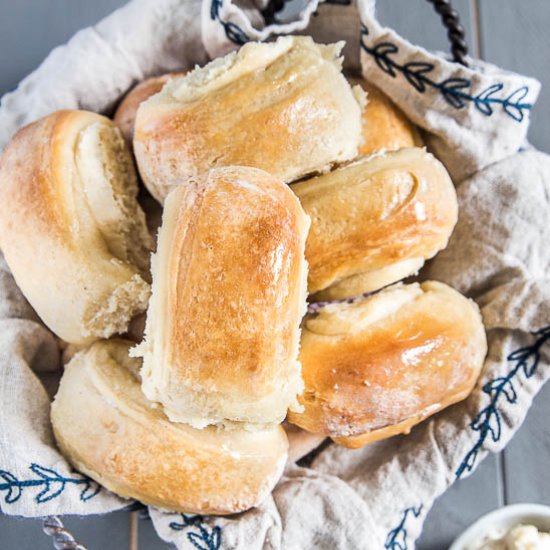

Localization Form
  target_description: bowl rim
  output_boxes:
[449,503,550,550]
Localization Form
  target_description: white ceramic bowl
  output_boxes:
[450,504,550,549]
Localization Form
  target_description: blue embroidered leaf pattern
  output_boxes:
[223,22,249,46]
[385,506,423,550]
[31,464,64,480]
[210,0,249,46]
[169,514,222,550]
[80,480,101,501]
[30,464,67,503]
[477,83,504,99]
[487,407,502,442]
[359,22,533,122]
[0,471,22,503]
[484,378,517,404]
[371,43,399,76]
[456,326,550,478]
[0,463,101,505]
[188,527,222,550]
[462,450,478,472]
[210,0,222,20]
[402,62,433,92]
[187,533,210,550]
[509,343,541,377]
[504,87,529,122]
[475,83,504,115]
[440,78,471,109]
[36,481,66,503]
[170,514,200,531]
[209,526,222,549]
[501,381,517,404]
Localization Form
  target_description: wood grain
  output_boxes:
[0,0,128,96]
[417,453,504,549]
[502,382,550,505]
[478,0,550,153]
[376,0,474,56]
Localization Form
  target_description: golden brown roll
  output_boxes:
[0,110,153,344]
[291,147,458,300]
[287,281,487,448]
[134,36,365,202]
[133,166,310,427]
[114,73,186,142]
[349,76,422,156]
[51,340,288,514]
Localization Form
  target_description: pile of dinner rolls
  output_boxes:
[0,36,487,515]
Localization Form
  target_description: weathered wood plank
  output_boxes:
[138,515,173,549]
[375,0,474,57]
[0,0,127,96]
[478,0,550,508]
[0,514,51,549]
[501,381,550,505]
[0,510,131,549]
[62,511,132,549]
[416,453,504,549]
[478,0,550,152]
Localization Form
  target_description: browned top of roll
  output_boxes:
[136,166,309,427]
[349,76,422,156]
[291,147,458,298]
[0,110,152,344]
[114,72,186,142]
[134,37,364,202]
[51,339,288,515]
[287,282,487,445]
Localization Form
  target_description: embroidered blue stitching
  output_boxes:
[210,0,249,46]
[385,506,423,550]
[456,325,550,478]
[0,463,100,504]
[359,24,533,122]
[169,513,222,550]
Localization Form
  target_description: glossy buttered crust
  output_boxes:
[135,166,310,428]
[287,282,487,447]
[114,73,186,142]
[134,36,365,202]
[349,77,423,156]
[51,340,288,514]
[0,110,153,344]
[291,147,458,299]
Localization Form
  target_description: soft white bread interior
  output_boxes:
[133,166,310,428]
[291,147,458,299]
[134,36,365,202]
[287,281,487,448]
[348,76,423,156]
[114,73,186,142]
[51,340,288,514]
[0,110,153,344]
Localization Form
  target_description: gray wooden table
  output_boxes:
[0,1,549,548]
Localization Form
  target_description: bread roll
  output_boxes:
[349,77,422,156]
[134,36,365,202]
[114,73,186,142]
[0,111,153,344]
[133,166,310,427]
[287,281,487,448]
[51,340,288,514]
[284,422,326,463]
[291,147,458,300]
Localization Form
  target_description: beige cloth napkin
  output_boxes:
[0,0,548,548]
